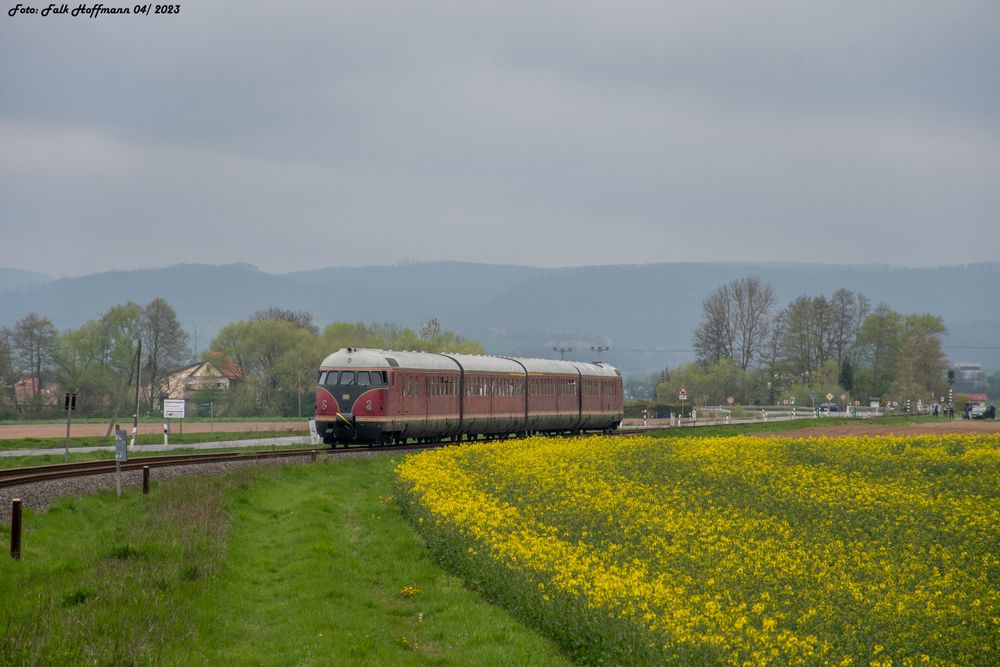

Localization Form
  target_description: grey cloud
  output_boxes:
[1,1,998,275]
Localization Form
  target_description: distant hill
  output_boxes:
[0,267,51,292]
[1,261,997,373]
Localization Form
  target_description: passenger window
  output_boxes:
[341,371,355,386]
[357,371,370,386]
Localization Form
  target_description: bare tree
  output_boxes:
[0,328,14,411]
[693,284,734,366]
[693,277,774,370]
[141,298,190,409]
[11,313,58,402]
[732,277,776,370]
[827,288,873,367]
[779,296,819,375]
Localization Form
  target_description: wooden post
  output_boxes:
[143,466,150,494]
[10,498,22,560]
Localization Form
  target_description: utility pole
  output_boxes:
[591,345,610,361]
[552,346,572,360]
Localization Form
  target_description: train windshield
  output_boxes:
[321,370,386,386]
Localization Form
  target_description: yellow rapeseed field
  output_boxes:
[395,434,999,666]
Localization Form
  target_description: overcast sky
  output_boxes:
[2,1,998,277]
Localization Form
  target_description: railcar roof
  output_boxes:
[319,348,620,377]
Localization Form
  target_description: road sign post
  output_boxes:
[115,428,127,497]
[163,400,185,447]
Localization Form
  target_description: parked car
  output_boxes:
[817,401,841,414]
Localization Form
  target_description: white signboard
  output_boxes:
[678,386,688,401]
[163,399,186,419]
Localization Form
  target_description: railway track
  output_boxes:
[0,441,455,490]
[0,423,711,491]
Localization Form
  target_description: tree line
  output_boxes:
[658,277,951,409]
[0,301,481,419]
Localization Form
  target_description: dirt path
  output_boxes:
[0,421,308,440]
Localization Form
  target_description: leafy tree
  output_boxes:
[655,359,756,408]
[839,359,854,393]
[209,319,323,416]
[251,307,319,335]
[44,304,143,421]
[857,303,902,398]
[321,319,484,356]
[97,303,143,428]
[889,314,948,403]
[51,320,104,414]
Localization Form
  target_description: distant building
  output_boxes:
[953,362,986,393]
[158,359,242,403]
[11,377,59,409]
[957,393,988,407]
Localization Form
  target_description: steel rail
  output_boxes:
[0,442,451,489]
[0,425,680,490]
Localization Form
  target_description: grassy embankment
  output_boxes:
[0,456,570,666]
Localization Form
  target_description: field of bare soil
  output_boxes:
[764,418,1000,438]
[0,421,307,440]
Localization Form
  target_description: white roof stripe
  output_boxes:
[319,348,620,377]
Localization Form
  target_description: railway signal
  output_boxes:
[63,392,77,462]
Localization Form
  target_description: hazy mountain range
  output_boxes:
[1,261,997,374]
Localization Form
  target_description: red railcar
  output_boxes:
[315,348,622,445]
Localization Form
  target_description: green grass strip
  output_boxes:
[1,456,571,665]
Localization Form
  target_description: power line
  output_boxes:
[608,345,999,353]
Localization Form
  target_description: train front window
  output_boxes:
[370,372,386,387]
[340,371,355,386]
[323,371,337,385]
[356,371,371,386]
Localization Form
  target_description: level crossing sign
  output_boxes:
[678,386,688,401]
